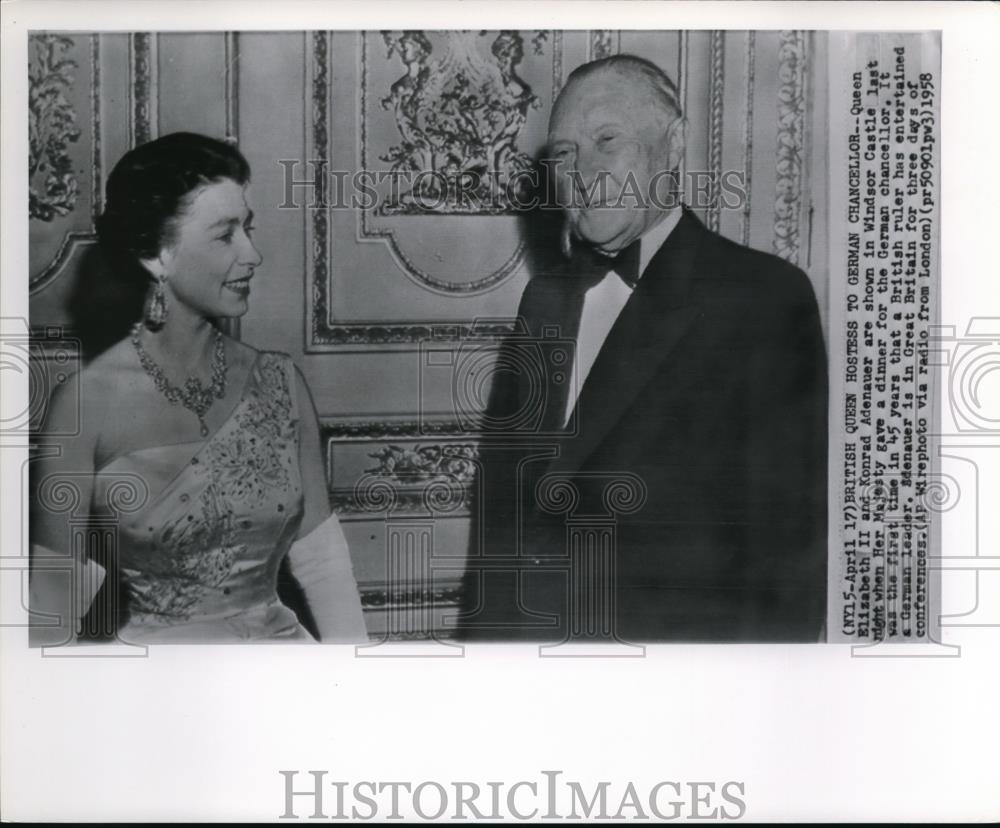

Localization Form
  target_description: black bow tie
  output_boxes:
[585,239,642,288]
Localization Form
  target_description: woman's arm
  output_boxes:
[293,365,331,541]
[30,372,103,646]
[287,365,367,642]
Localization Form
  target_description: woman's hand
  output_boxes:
[293,365,330,541]
[286,513,368,643]
[30,371,102,645]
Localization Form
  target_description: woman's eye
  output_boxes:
[218,231,234,243]
[244,224,256,238]
[597,134,618,147]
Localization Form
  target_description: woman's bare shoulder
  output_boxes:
[78,338,144,392]
[37,340,133,443]
[221,334,261,373]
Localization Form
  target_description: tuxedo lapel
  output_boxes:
[547,208,709,478]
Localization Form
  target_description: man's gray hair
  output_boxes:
[564,54,683,123]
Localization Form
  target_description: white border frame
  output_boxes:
[3,2,999,821]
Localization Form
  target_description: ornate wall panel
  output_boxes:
[29,33,114,431]
[305,30,565,351]
[29,34,101,319]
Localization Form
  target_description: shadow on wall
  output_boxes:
[515,155,567,283]
[454,154,569,638]
[68,244,147,361]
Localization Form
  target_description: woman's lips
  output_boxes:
[224,276,252,294]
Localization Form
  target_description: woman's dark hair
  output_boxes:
[96,132,251,279]
[74,133,249,357]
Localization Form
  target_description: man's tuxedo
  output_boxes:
[459,206,828,642]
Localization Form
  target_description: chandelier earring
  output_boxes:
[145,274,168,330]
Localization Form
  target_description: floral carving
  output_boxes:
[29,34,82,221]
[360,585,463,610]
[773,30,807,265]
[366,443,478,484]
[378,30,546,214]
[589,31,618,60]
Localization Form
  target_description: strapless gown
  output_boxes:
[92,351,323,643]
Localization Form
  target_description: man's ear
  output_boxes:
[664,116,687,172]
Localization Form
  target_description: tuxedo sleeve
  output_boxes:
[742,264,828,640]
[455,287,534,638]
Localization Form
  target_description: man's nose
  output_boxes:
[570,149,605,207]
[574,147,600,184]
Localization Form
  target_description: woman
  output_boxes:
[30,132,367,644]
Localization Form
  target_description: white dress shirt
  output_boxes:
[562,208,683,427]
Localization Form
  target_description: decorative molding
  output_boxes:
[310,320,515,350]
[378,630,456,641]
[90,34,102,223]
[375,629,458,641]
[324,419,481,518]
[352,243,525,296]
[306,29,332,347]
[219,32,242,343]
[551,29,563,97]
[28,34,82,223]
[224,31,240,142]
[128,32,156,147]
[321,418,483,442]
[29,233,97,294]
[589,30,619,61]
[773,30,807,265]
[677,31,689,187]
[365,443,478,485]
[741,31,756,247]
[360,585,463,611]
[706,30,725,233]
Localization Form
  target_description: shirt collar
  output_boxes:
[579,206,684,290]
[638,206,683,280]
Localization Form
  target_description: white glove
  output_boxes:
[28,544,106,647]
[286,513,368,643]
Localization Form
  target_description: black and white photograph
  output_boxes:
[21,27,931,647]
[2,1,998,822]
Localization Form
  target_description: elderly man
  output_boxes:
[459,55,827,642]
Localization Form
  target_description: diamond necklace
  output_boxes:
[130,322,228,437]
